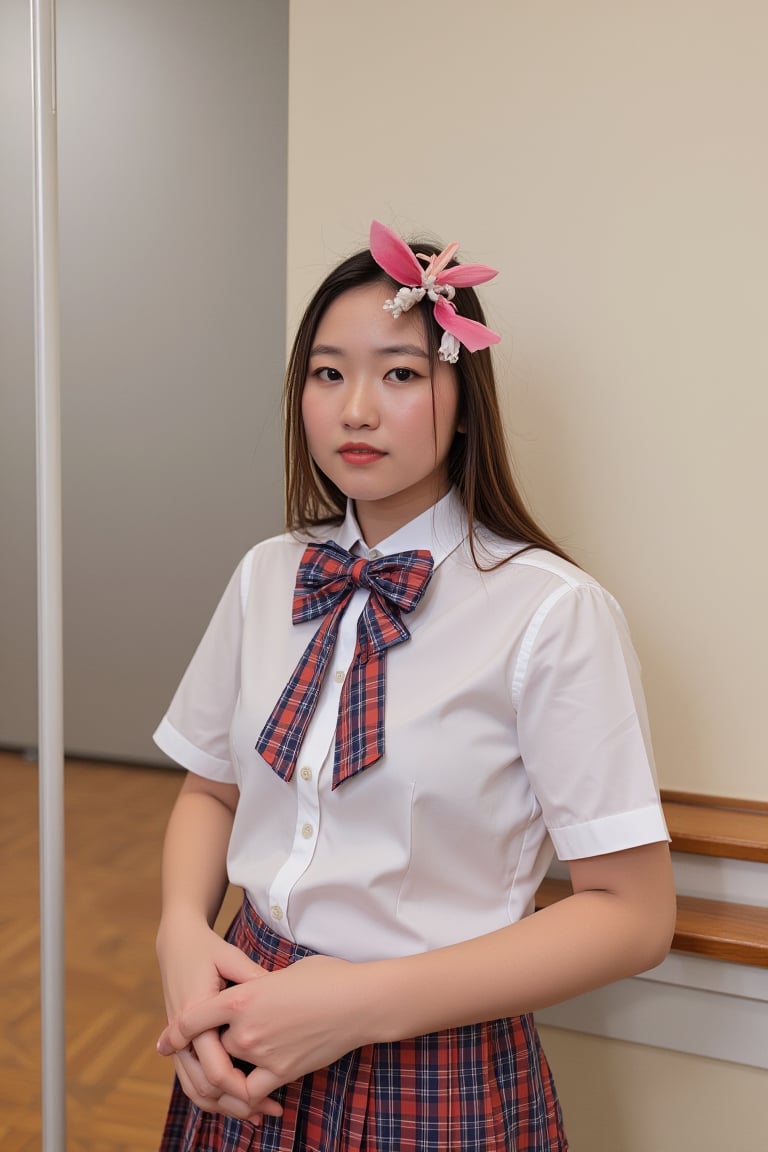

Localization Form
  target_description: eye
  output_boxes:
[385,367,420,383]
[313,366,343,382]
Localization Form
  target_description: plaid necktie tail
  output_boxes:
[255,610,340,780]
[332,649,387,789]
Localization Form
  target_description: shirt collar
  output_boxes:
[332,489,468,571]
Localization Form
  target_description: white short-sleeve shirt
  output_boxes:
[154,490,668,962]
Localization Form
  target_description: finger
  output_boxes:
[172,1051,200,1103]
[218,942,266,985]
[173,1038,242,1104]
[173,1051,261,1121]
[172,1052,226,1113]
[174,1045,219,1103]
[157,991,235,1056]
[193,1030,251,1101]
[244,1067,285,1117]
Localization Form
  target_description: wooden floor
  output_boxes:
[0,748,241,1152]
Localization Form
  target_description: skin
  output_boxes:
[155,286,677,1122]
[301,282,461,547]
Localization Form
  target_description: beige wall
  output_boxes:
[287,0,768,804]
[539,1026,768,1151]
[288,2,768,1148]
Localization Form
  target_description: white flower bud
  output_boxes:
[438,332,461,364]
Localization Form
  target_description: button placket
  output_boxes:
[265,583,369,937]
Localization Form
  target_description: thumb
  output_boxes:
[216,939,265,985]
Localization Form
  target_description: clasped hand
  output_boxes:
[158,951,364,1122]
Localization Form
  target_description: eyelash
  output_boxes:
[386,367,419,383]
[312,367,421,383]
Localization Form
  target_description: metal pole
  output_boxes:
[30,0,66,1149]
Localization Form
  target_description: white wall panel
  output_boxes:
[0,0,289,762]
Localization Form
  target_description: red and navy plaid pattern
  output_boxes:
[159,898,568,1151]
[256,542,434,790]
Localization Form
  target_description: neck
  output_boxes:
[353,481,451,548]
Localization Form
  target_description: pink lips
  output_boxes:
[338,442,386,465]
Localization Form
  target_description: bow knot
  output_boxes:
[257,541,434,789]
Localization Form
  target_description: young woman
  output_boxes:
[154,221,675,1151]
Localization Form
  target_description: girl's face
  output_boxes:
[302,282,461,546]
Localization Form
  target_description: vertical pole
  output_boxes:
[30,1,66,1149]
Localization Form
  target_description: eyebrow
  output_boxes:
[310,343,429,359]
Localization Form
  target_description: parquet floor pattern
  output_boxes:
[0,749,241,1151]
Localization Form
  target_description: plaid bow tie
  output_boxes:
[256,540,434,789]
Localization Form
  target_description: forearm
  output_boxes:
[157,841,675,1107]
[360,842,676,1044]
[155,774,281,1119]
[367,896,665,1041]
[158,773,238,932]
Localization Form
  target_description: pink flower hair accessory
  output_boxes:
[369,220,501,364]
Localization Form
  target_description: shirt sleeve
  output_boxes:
[152,551,253,782]
[514,580,669,860]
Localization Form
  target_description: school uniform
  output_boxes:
[154,488,668,1151]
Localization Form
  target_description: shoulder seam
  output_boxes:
[509,551,590,590]
[239,547,257,616]
[509,585,571,710]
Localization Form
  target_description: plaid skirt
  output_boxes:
[159,898,567,1151]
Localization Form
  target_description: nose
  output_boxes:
[341,379,379,430]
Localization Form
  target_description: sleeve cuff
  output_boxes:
[152,716,236,783]
[549,804,670,860]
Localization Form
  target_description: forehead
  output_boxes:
[313,282,429,349]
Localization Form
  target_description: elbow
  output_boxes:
[636,930,674,974]
[630,893,677,974]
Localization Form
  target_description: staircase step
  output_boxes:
[662,793,768,864]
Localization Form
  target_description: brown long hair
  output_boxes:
[284,240,572,567]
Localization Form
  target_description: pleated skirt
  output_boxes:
[159,898,568,1151]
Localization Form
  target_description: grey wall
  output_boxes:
[0,0,288,763]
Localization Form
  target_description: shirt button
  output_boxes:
[334,670,345,683]
[300,765,313,781]
[270,904,283,921]
[369,549,382,559]
[301,823,314,839]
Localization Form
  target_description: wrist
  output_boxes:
[353,949,482,1044]
[156,906,215,955]
[346,958,415,1047]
